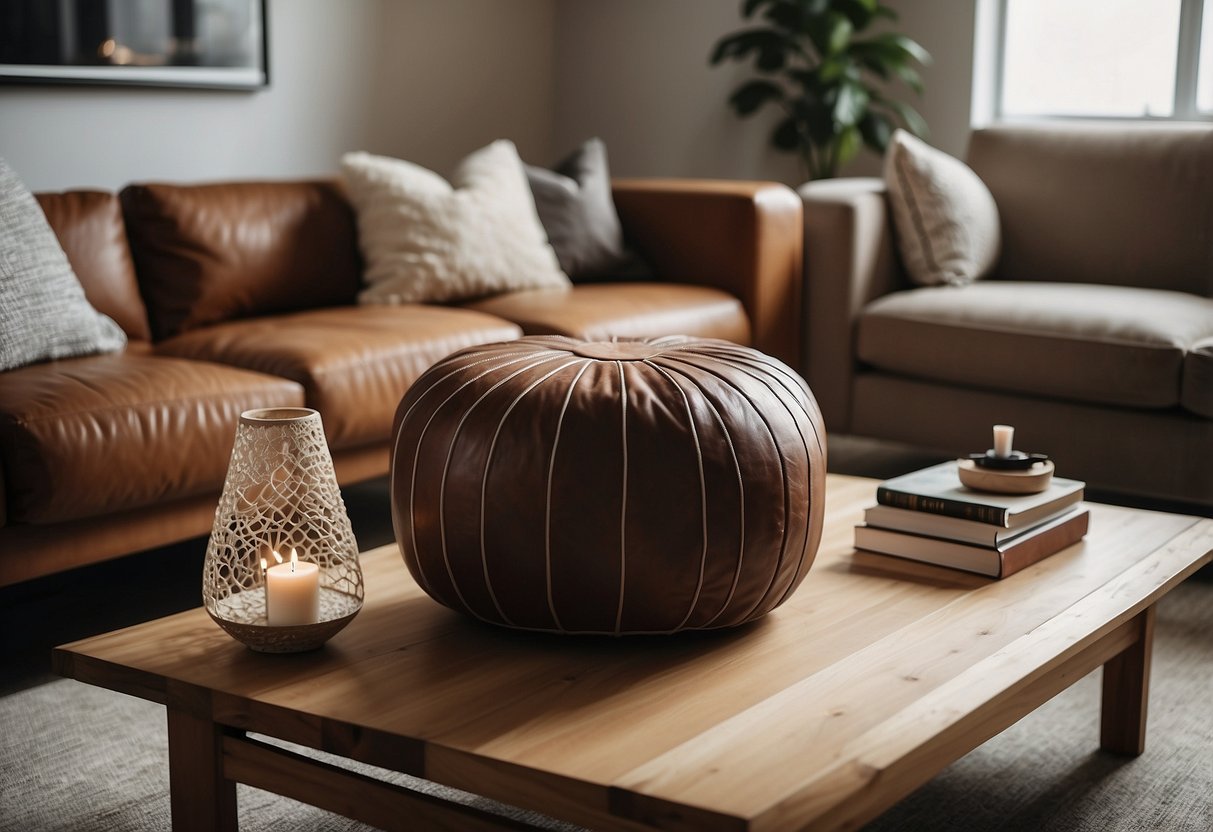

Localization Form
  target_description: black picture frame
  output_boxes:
[0,0,269,90]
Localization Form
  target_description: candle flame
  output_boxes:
[290,547,298,572]
[260,557,267,572]
[272,549,284,564]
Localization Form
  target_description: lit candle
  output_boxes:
[265,548,320,626]
[993,424,1014,458]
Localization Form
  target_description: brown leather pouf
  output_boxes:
[389,335,826,634]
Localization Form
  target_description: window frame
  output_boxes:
[986,0,1212,123]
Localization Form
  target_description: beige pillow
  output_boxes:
[884,130,1000,287]
[342,141,569,304]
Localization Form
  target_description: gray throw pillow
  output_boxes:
[0,158,126,371]
[526,138,650,282]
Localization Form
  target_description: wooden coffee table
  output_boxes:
[54,475,1213,831]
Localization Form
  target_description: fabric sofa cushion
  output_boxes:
[0,353,303,524]
[342,141,569,304]
[462,283,751,345]
[1183,337,1213,420]
[526,138,650,282]
[966,124,1213,297]
[35,190,152,342]
[155,305,522,450]
[121,180,363,340]
[884,130,1000,288]
[0,159,127,371]
[857,282,1213,409]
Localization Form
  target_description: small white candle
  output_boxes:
[265,548,320,626]
[993,424,1014,458]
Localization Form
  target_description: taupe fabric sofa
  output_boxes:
[800,123,1213,509]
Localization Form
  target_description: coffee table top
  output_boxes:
[55,475,1213,831]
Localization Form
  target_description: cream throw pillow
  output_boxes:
[342,141,569,304]
[884,130,1000,287]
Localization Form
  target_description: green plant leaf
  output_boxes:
[791,95,836,145]
[877,97,930,138]
[835,0,878,30]
[835,125,863,166]
[867,32,932,65]
[818,57,847,83]
[771,116,802,151]
[742,0,780,18]
[893,63,924,95]
[858,111,894,151]
[832,81,869,128]
[804,12,854,57]
[709,27,788,68]
[764,1,805,32]
[729,79,786,115]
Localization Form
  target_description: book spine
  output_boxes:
[875,487,1008,526]
[999,510,1090,578]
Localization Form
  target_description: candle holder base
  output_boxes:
[958,458,1055,495]
[209,587,362,653]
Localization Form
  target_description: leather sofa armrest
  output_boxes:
[797,178,904,431]
[611,179,803,369]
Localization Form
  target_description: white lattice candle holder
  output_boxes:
[204,407,364,652]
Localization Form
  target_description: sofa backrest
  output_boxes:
[120,180,363,341]
[34,190,153,341]
[966,124,1213,297]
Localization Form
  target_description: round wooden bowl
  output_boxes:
[957,458,1055,494]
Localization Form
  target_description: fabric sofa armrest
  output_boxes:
[798,178,903,431]
[611,179,803,368]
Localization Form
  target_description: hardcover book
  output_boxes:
[862,503,1077,546]
[854,507,1090,578]
[876,461,1084,527]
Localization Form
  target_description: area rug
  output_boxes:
[3,577,1210,831]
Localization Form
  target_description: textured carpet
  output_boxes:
[3,578,1210,831]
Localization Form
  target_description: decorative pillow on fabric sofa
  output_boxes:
[525,138,650,281]
[884,129,1000,287]
[0,158,126,371]
[342,140,569,304]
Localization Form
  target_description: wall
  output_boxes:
[552,0,802,183]
[0,0,556,191]
[0,0,979,191]
[551,0,979,184]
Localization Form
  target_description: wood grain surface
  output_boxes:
[55,475,1213,831]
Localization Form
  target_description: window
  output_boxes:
[987,0,1212,121]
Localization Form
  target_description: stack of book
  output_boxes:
[854,461,1089,578]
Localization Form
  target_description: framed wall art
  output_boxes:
[0,0,268,90]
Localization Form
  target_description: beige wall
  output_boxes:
[552,0,802,182]
[551,0,978,184]
[0,0,556,191]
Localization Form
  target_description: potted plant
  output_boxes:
[710,0,931,180]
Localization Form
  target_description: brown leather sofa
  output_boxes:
[800,123,1213,510]
[0,178,802,585]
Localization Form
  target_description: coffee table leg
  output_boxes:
[167,707,238,831]
[1100,605,1156,756]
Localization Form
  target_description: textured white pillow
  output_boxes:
[0,157,126,371]
[342,141,569,304]
[884,130,1000,287]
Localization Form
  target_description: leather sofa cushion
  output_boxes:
[462,283,751,345]
[1184,337,1213,420]
[35,190,152,342]
[858,282,1213,409]
[120,181,363,340]
[967,125,1213,297]
[0,353,303,524]
[155,306,522,450]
